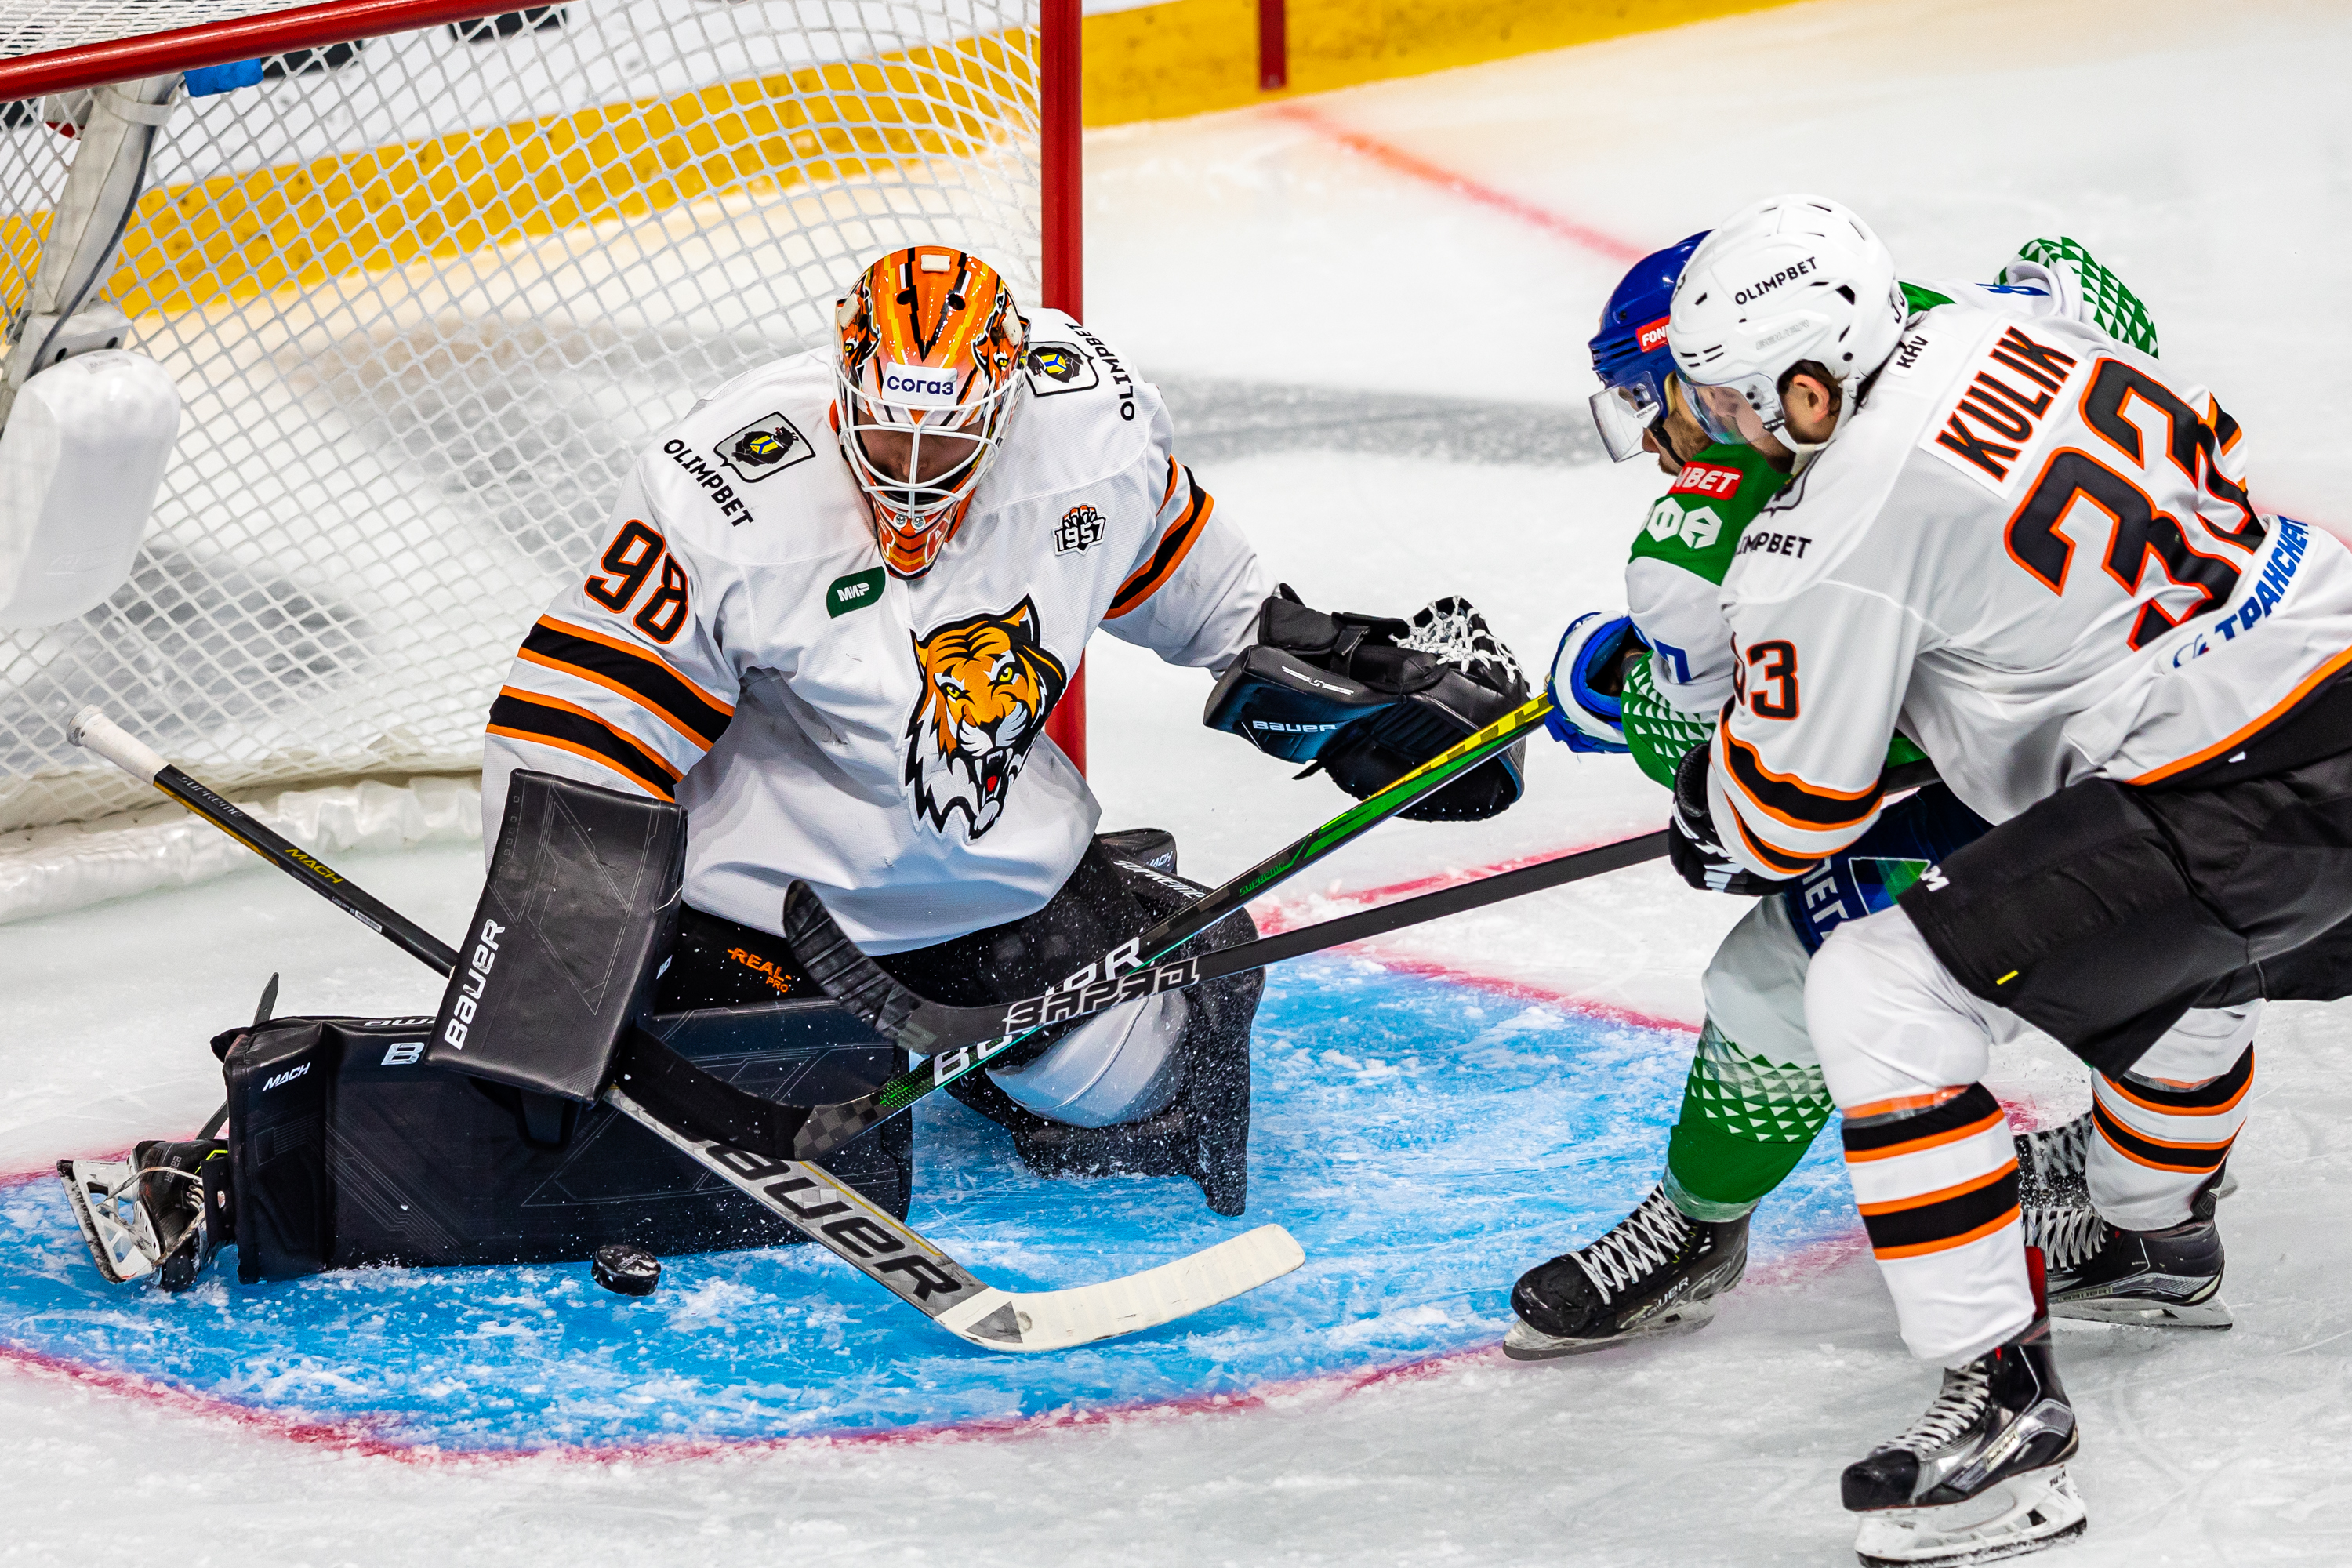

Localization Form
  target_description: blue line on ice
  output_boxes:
[0,958,1860,1450]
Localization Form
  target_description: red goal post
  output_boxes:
[0,0,1083,911]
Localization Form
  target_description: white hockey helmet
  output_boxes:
[1665,195,1905,454]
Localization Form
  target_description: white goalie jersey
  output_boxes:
[1706,303,2352,879]
[481,310,1272,952]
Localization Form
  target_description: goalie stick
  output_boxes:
[785,758,1944,1085]
[66,706,1305,1352]
[764,691,1558,1159]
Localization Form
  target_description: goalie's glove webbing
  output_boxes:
[1205,586,1530,822]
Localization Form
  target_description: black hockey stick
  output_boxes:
[770,691,1557,1158]
[783,756,1944,1135]
[65,707,1305,1349]
[68,708,462,974]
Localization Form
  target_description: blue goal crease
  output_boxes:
[0,958,1863,1451]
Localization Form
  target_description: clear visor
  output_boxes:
[1679,372,1787,451]
[1587,372,1666,464]
[837,368,1021,532]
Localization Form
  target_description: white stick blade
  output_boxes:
[939,1224,1305,1352]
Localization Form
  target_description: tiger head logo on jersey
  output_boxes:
[905,599,1069,839]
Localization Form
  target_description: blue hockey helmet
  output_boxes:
[1588,231,1707,463]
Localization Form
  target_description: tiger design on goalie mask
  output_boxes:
[904,598,1069,838]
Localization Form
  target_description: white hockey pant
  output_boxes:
[1808,906,2256,1367]
[987,991,1192,1127]
[1701,895,1819,1069]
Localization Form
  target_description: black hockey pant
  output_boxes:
[1900,742,2352,1078]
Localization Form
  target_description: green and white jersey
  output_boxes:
[1621,442,1788,786]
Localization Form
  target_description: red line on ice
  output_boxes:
[2,857,2058,1457]
[1272,103,1642,263]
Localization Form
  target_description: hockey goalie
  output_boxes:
[67,246,1531,1294]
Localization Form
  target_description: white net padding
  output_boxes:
[0,1,1044,887]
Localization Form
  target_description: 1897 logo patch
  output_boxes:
[717,411,815,483]
[1054,504,1105,555]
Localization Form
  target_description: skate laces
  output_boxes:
[2017,1115,2090,1185]
[1879,1363,1991,1458]
[1572,1188,1693,1304]
[2024,1203,2107,1274]
[2016,1113,2101,1272]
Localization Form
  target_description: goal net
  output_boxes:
[0,0,1052,916]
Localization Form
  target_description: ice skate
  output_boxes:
[2045,1179,2231,1329]
[57,1138,227,1290]
[1845,1316,2085,1566]
[1504,1186,1748,1359]
[2017,1112,2234,1327]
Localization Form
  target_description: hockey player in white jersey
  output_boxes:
[474,245,1528,1218]
[1512,237,2249,1359]
[1663,194,2352,1563]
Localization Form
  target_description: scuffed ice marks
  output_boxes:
[0,960,1865,1451]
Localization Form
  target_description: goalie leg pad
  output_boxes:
[424,770,685,1105]
[889,833,1264,1214]
[209,1000,911,1283]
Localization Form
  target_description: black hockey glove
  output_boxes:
[1203,586,1528,821]
[1668,740,1793,895]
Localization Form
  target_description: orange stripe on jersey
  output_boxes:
[1731,810,1817,877]
[487,688,681,800]
[1109,474,1214,619]
[2132,641,2352,786]
[1719,727,1883,835]
[1158,455,1182,512]
[519,616,734,750]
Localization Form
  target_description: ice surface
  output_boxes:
[5,0,2350,1559]
[1,961,1867,1450]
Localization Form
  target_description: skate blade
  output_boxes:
[1501,1299,1717,1360]
[1854,1467,2086,1566]
[54,1159,156,1284]
[2051,1294,2232,1330]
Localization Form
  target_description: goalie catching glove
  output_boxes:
[1205,586,1528,821]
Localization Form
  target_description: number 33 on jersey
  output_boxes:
[1706,304,2352,880]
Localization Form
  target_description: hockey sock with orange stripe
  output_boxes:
[1841,1083,2035,1366]
[2088,1045,2252,1229]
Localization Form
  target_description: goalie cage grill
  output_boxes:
[0,0,1076,914]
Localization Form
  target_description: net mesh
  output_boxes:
[1,0,1042,834]
[5,1,331,61]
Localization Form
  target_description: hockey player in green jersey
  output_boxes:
[1504,234,2249,1357]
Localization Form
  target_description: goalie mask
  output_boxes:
[836,247,1028,578]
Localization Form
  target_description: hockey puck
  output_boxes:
[590,1243,661,1298]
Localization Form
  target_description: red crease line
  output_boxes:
[1272,103,1643,263]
